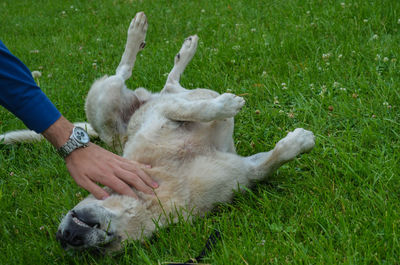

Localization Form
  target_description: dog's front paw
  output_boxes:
[214,93,245,118]
[128,12,148,49]
[175,35,199,65]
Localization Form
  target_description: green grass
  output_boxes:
[1,0,400,264]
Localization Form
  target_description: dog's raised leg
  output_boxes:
[85,12,148,152]
[116,12,147,81]
[162,35,199,94]
[163,93,245,122]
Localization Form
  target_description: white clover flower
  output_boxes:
[398,18,400,24]
[201,9,205,13]
[281,83,286,86]
[309,83,315,90]
[262,71,267,77]
[306,11,311,15]
[319,85,327,96]
[340,2,345,8]
[340,87,347,91]
[230,59,236,64]
[363,19,368,23]
[372,34,379,40]
[375,54,381,61]
[333,81,340,88]
[274,96,279,104]
[322,53,332,60]
[383,102,389,106]
[30,49,39,54]
[391,58,397,62]
[383,57,389,62]
[251,28,256,32]
[232,45,241,50]
[338,54,343,59]
[31,71,42,78]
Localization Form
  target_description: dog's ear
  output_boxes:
[134,87,152,103]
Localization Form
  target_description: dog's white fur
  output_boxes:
[0,12,315,251]
[0,122,98,144]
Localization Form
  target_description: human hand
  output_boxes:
[65,143,158,199]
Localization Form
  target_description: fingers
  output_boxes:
[117,158,158,189]
[99,174,139,199]
[115,168,155,195]
[66,143,158,200]
[80,179,110,200]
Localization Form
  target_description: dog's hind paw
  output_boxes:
[275,128,315,162]
[214,93,245,118]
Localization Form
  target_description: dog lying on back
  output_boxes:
[1,12,315,251]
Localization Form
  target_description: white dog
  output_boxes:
[0,12,315,251]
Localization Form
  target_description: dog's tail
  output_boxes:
[0,122,98,144]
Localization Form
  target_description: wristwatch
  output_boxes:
[57,126,90,158]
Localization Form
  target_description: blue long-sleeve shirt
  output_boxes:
[0,40,61,133]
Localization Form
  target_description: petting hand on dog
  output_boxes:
[42,116,158,200]
[0,40,157,200]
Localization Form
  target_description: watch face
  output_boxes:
[73,127,90,144]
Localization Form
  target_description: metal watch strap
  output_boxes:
[58,139,77,158]
[57,127,90,158]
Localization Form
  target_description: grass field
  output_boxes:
[1,0,400,264]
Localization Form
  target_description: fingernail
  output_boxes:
[101,195,109,200]
[145,164,152,168]
[152,182,159,188]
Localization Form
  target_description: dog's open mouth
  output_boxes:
[71,210,99,229]
[57,211,117,250]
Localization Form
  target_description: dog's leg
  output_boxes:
[85,12,148,152]
[163,93,245,122]
[191,129,315,209]
[115,12,147,81]
[162,35,198,94]
[245,128,315,179]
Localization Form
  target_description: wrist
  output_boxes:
[42,116,74,148]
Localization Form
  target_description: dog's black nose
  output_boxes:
[56,229,68,249]
[56,210,97,248]
[56,226,86,247]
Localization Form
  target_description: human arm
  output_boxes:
[42,116,158,199]
[0,40,158,199]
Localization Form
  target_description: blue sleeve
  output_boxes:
[0,40,61,133]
